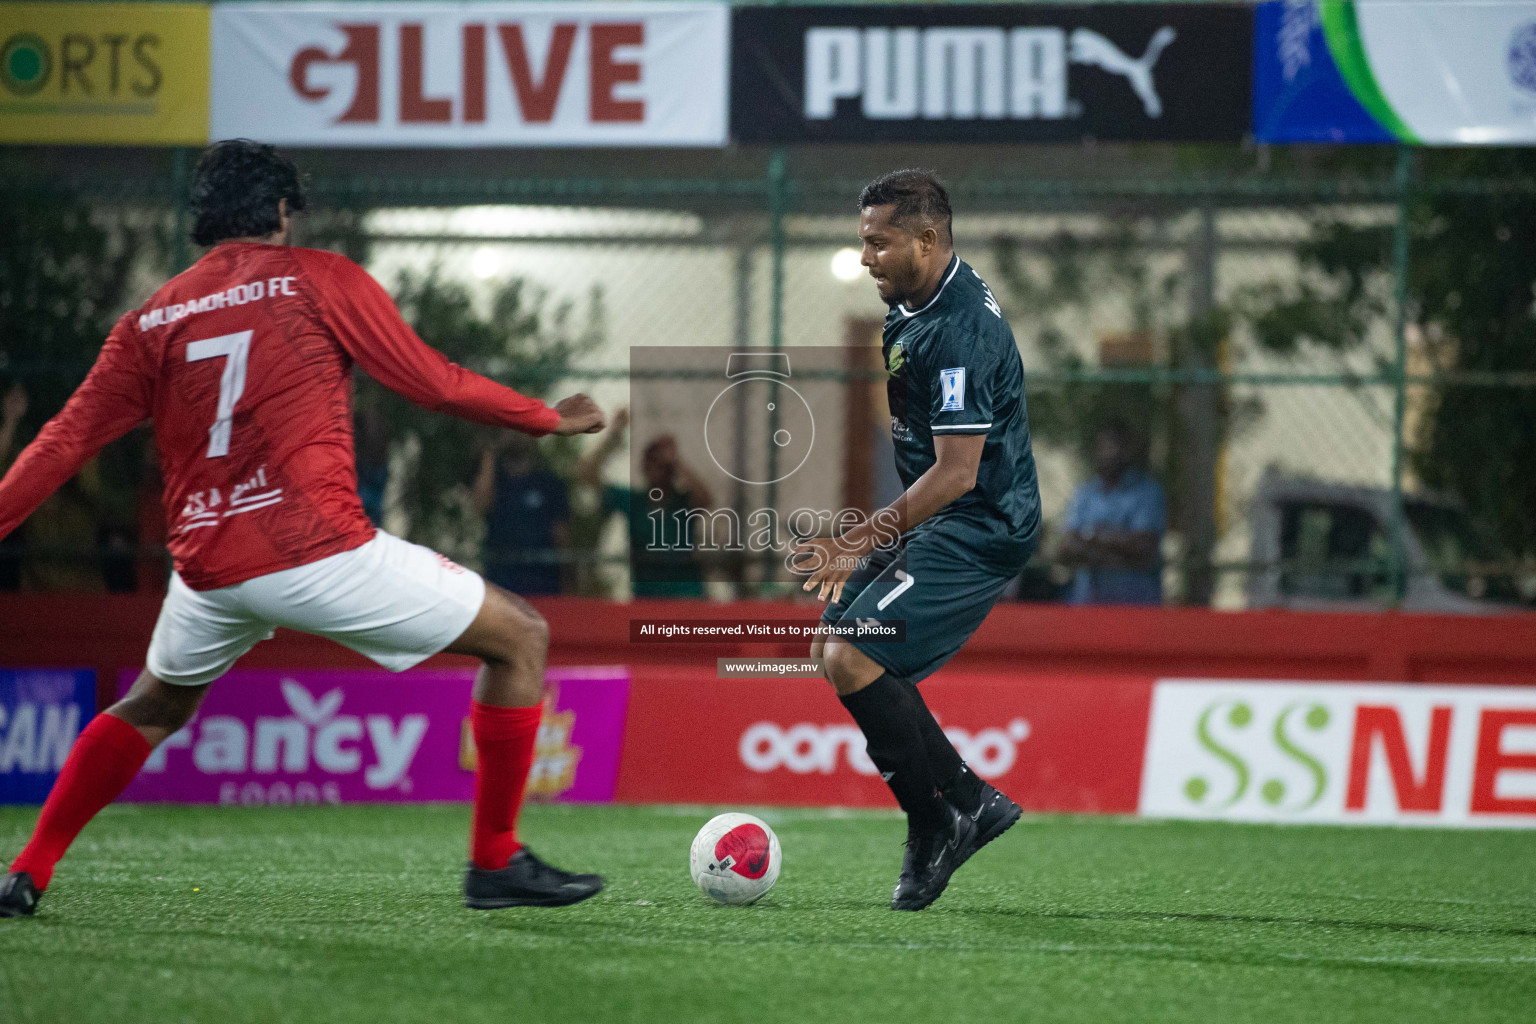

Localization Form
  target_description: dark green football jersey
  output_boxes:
[883,255,1041,567]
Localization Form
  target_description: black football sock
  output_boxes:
[904,683,984,813]
[839,674,949,832]
[939,763,986,815]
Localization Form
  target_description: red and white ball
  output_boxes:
[689,812,782,905]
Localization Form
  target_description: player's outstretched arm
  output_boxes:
[0,321,151,542]
[317,253,565,436]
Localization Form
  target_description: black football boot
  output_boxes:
[463,848,603,910]
[891,803,976,912]
[0,872,40,918]
[948,776,1023,870]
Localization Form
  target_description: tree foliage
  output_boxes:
[372,268,604,553]
[1405,180,1536,555]
[0,184,167,544]
[0,185,147,441]
[992,153,1536,571]
[990,200,1392,602]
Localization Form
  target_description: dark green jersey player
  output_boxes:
[795,170,1035,913]
[883,254,1041,568]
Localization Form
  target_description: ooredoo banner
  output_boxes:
[615,665,1153,812]
[117,666,630,805]
[0,669,94,804]
[210,2,728,147]
[1140,680,1536,827]
[1254,0,1536,144]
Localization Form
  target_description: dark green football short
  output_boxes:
[819,518,1028,684]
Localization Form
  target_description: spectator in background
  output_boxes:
[0,383,26,589]
[577,407,712,599]
[473,433,571,596]
[1057,418,1166,606]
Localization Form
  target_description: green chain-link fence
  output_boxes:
[4,146,1535,610]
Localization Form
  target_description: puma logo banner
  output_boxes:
[730,4,1251,144]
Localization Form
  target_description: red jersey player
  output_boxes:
[1,140,607,917]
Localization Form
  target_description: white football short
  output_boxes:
[146,530,486,686]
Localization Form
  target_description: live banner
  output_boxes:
[210,1,728,146]
[730,3,1253,144]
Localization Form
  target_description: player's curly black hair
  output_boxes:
[857,169,952,245]
[190,139,307,247]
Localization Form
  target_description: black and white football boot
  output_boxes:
[0,872,40,918]
[463,848,603,910]
[950,777,1023,871]
[890,803,976,912]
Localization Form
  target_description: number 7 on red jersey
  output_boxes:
[186,330,253,458]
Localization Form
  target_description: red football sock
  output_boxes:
[469,701,543,871]
[10,713,151,890]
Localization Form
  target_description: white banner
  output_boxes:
[210,2,728,147]
[1140,680,1536,828]
[1358,1,1536,144]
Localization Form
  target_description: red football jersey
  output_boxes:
[0,243,561,590]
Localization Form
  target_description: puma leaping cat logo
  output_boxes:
[1069,27,1178,118]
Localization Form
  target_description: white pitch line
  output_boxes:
[494,929,1536,967]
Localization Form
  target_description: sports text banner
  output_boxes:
[116,666,631,805]
[0,669,94,804]
[211,2,727,147]
[0,3,210,144]
[1255,1,1536,144]
[730,3,1252,144]
[1141,680,1536,827]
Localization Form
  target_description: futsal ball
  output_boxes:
[689,812,782,905]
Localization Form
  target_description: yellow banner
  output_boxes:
[0,3,209,144]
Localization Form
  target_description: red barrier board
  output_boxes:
[616,665,1154,812]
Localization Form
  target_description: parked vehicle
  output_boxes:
[1246,471,1533,613]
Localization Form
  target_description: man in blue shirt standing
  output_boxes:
[473,434,571,596]
[1058,418,1166,605]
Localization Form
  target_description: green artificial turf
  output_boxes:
[1,803,1533,1023]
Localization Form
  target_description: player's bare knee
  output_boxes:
[825,639,886,697]
[502,603,549,658]
[468,584,549,664]
[822,642,867,696]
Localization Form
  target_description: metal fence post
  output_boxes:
[171,147,194,273]
[768,149,788,353]
[1388,146,1416,605]
[763,150,789,589]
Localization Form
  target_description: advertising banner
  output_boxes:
[730,3,1252,144]
[616,665,1153,812]
[1141,680,1536,827]
[1255,1,1536,144]
[210,2,728,147]
[117,666,629,805]
[0,2,211,144]
[0,669,94,804]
